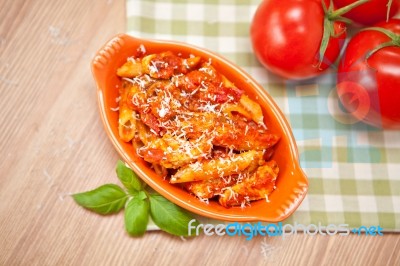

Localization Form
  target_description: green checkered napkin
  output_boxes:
[126,0,400,231]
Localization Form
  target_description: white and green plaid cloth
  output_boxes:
[126,0,400,231]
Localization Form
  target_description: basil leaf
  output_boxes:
[116,160,143,193]
[72,184,128,215]
[136,190,148,200]
[124,197,149,236]
[149,193,199,236]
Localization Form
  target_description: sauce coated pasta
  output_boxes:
[116,47,280,207]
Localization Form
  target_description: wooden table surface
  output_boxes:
[0,0,399,265]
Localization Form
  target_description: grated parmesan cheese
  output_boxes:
[116,50,279,208]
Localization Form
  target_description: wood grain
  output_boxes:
[0,0,399,265]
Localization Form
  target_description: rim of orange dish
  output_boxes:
[91,33,308,222]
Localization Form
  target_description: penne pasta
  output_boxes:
[117,58,143,78]
[219,160,279,207]
[116,48,280,207]
[118,108,136,142]
[239,94,264,125]
[170,150,264,183]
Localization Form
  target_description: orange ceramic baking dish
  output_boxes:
[91,34,308,222]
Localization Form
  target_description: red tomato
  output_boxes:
[250,0,346,80]
[333,0,400,25]
[337,19,400,129]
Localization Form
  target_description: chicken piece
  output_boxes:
[172,69,220,93]
[218,160,279,207]
[170,150,264,183]
[160,112,217,139]
[213,115,279,151]
[142,52,201,79]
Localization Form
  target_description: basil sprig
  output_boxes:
[72,160,199,237]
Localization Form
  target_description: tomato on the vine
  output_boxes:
[337,19,400,129]
[250,0,369,80]
[333,0,400,25]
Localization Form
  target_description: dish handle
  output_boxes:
[91,34,130,86]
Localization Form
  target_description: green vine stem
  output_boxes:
[360,26,400,59]
[387,0,394,21]
[328,0,370,19]
[318,0,370,68]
